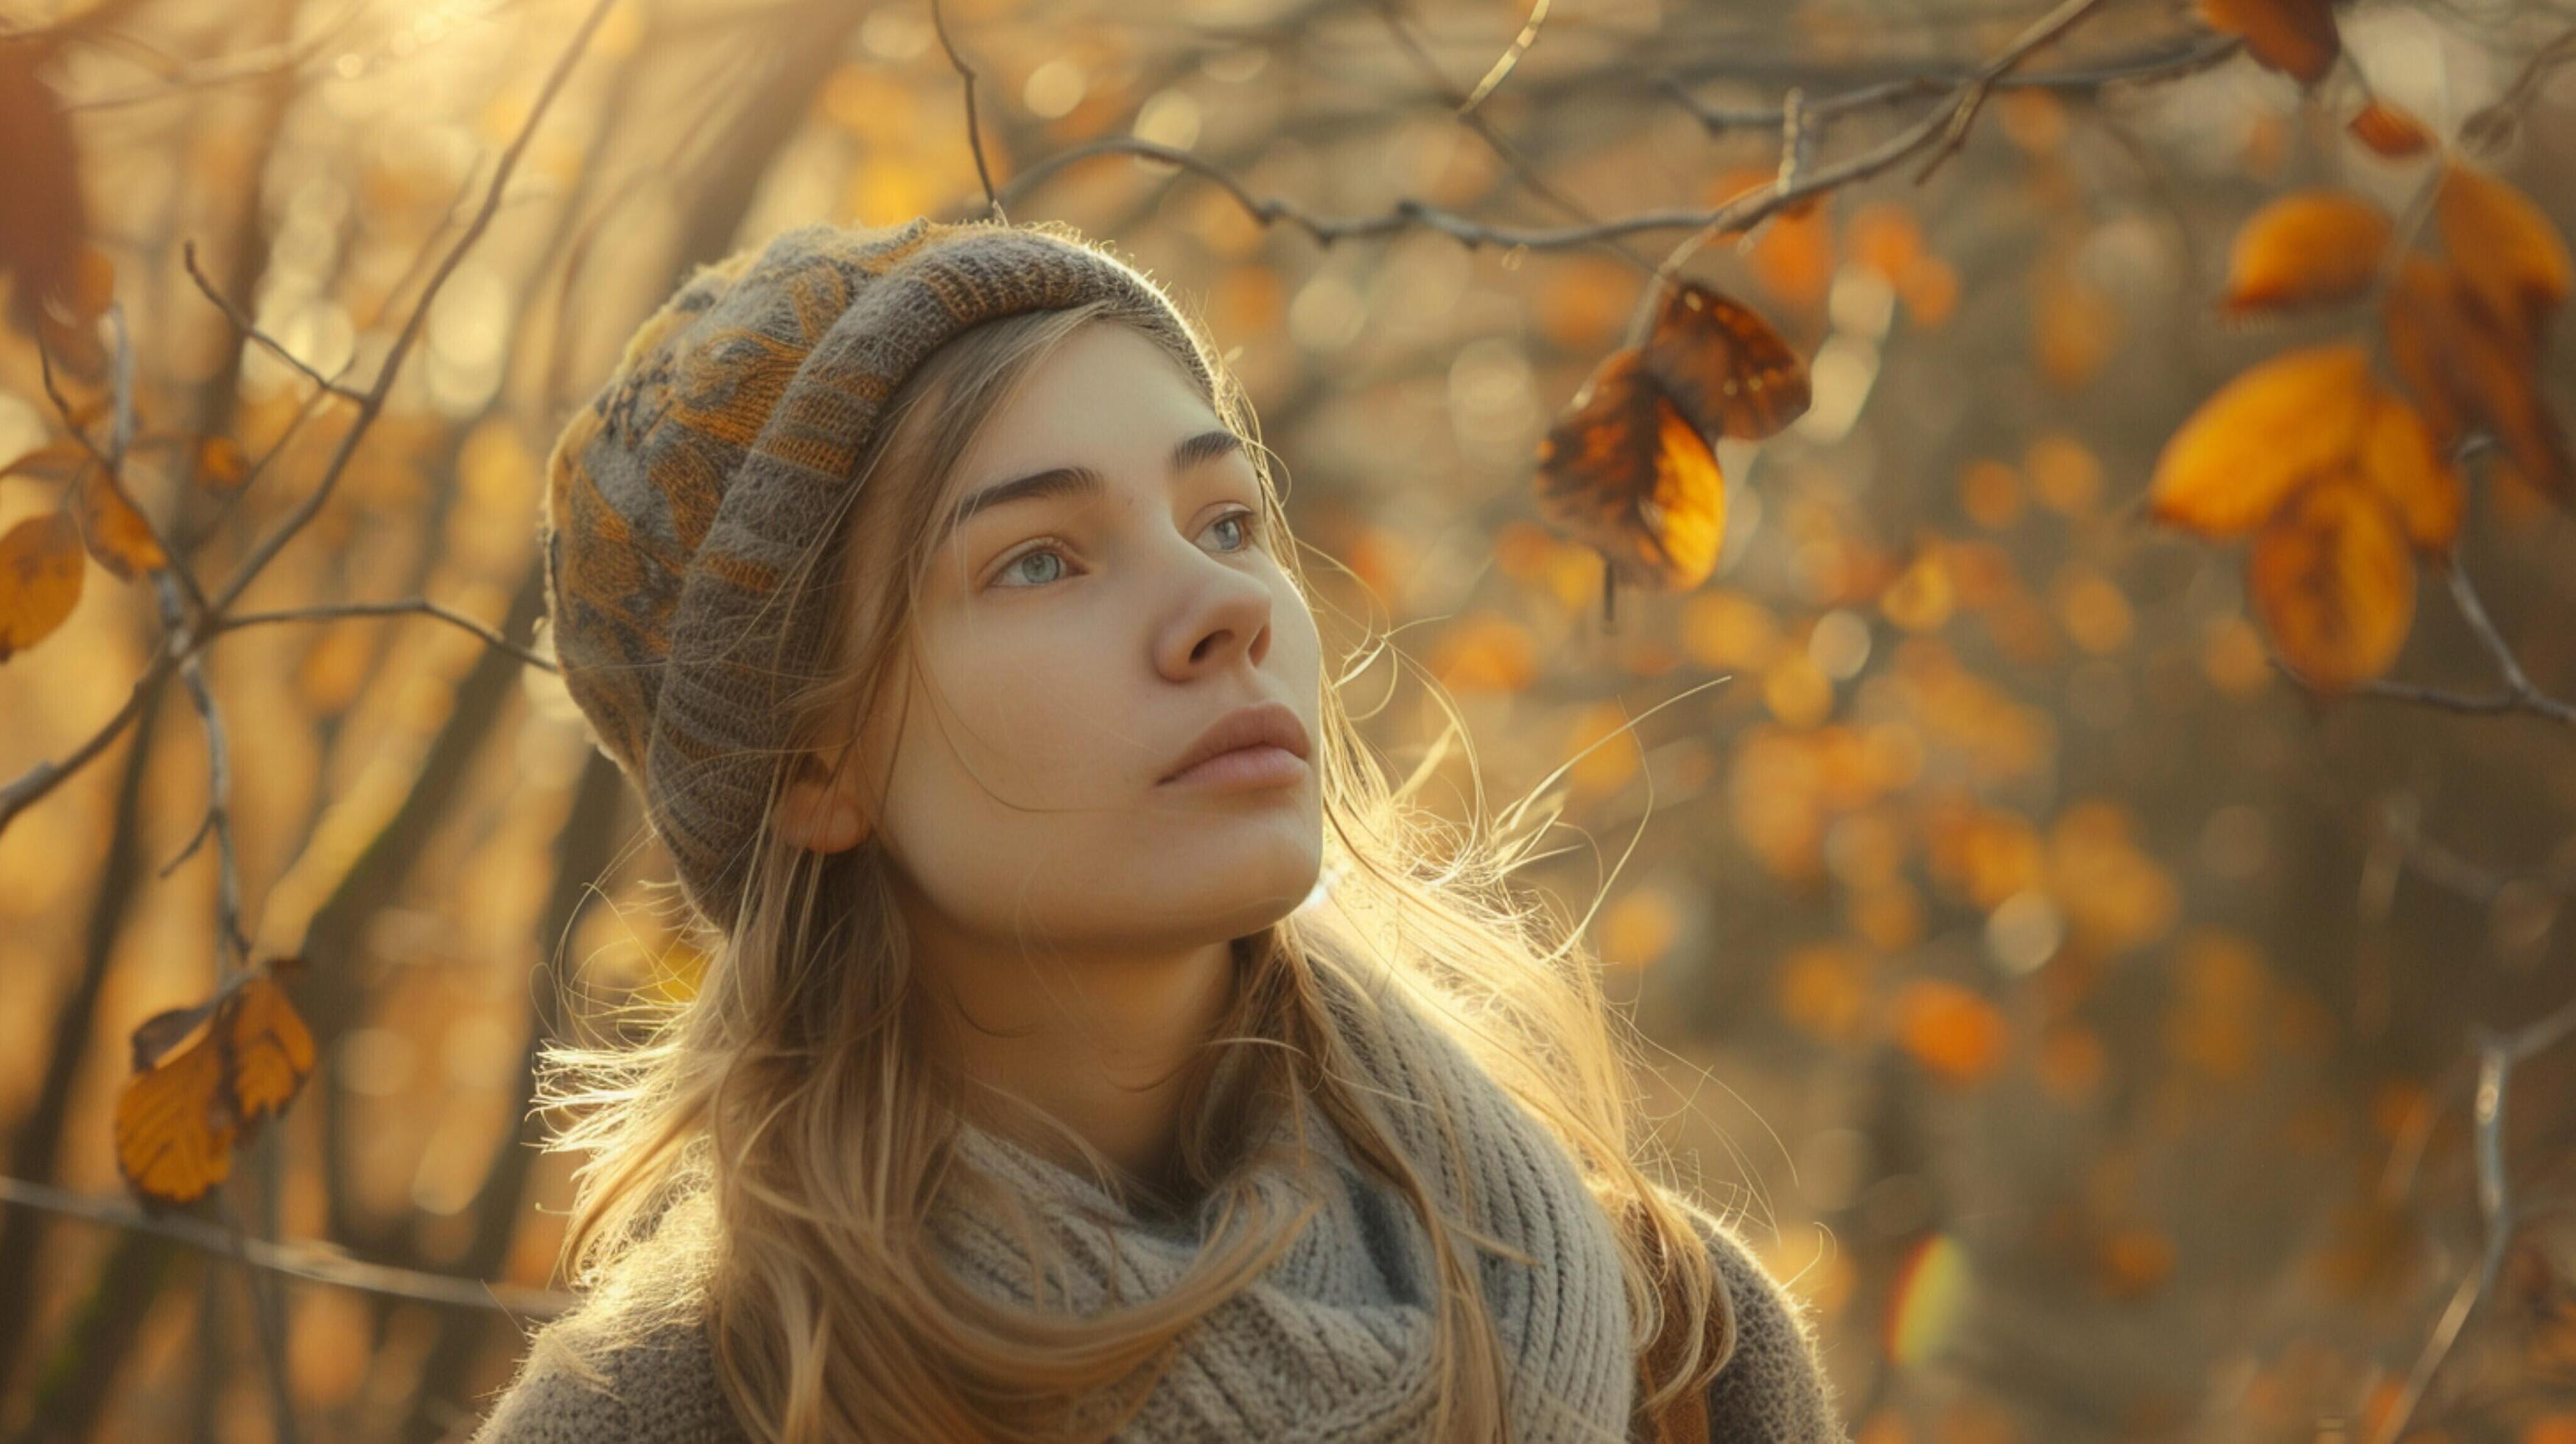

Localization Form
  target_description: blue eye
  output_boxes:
[1206,508,1261,553]
[997,548,1067,588]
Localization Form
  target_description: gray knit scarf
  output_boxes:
[930,969,1638,1443]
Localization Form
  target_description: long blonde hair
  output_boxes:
[524,267,1740,1442]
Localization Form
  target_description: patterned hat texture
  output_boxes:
[541,215,1219,932]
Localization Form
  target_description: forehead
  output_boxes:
[942,320,1224,500]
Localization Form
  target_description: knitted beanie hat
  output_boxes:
[540,215,1220,933]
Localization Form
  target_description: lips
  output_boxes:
[1159,701,1313,785]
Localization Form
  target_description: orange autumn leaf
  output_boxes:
[2250,474,2415,690]
[2222,191,2390,315]
[2148,343,2373,536]
[113,967,317,1211]
[2356,391,2463,554]
[2384,254,2574,505]
[1642,279,1811,442]
[0,441,89,486]
[2197,0,2340,85]
[1895,979,2008,1084]
[1,507,86,661]
[73,464,167,581]
[2383,253,2468,442]
[196,435,250,491]
[2436,161,2573,346]
[113,1023,237,1210]
[1534,347,1727,589]
[2348,99,2432,158]
[225,972,317,1124]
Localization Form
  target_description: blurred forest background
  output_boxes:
[3,0,2574,1438]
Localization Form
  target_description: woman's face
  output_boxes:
[796,319,1324,956]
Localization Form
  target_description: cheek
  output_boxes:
[900,612,1139,800]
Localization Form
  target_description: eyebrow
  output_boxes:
[938,428,1249,548]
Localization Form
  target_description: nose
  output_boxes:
[1155,549,1274,680]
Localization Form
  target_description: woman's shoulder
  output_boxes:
[1697,1214,1850,1443]
[468,1312,746,1444]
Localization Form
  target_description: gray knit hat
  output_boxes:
[541,215,1218,932]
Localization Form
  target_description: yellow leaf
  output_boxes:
[74,465,166,581]
[2347,99,2432,158]
[2197,0,2339,84]
[2250,474,2415,690]
[197,435,249,491]
[226,973,316,1127]
[2149,343,2373,537]
[113,1026,236,1210]
[0,508,85,661]
[2437,161,2573,346]
[2356,391,2463,554]
[2222,191,2390,315]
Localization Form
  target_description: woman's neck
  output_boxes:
[919,926,1243,1205]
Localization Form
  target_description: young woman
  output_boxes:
[473,215,1843,1442]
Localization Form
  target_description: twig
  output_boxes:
[1630,0,2127,346]
[211,598,561,671]
[2270,567,2576,727]
[929,0,1006,223]
[1459,0,1547,115]
[0,1175,574,1316]
[1002,10,2219,262]
[32,329,210,623]
[178,239,369,403]
[1654,30,2239,131]
[200,0,615,626]
[2368,991,2576,1443]
[214,1188,300,1444]
[2460,24,2576,155]
[0,0,615,847]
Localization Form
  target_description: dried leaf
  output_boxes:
[2383,254,2466,443]
[2436,161,2572,347]
[2356,391,2463,554]
[74,464,167,581]
[2222,191,2390,315]
[2384,254,2572,505]
[2149,343,2373,536]
[0,39,91,338]
[113,1027,236,1210]
[2348,99,2432,158]
[113,968,317,1210]
[2250,473,2415,690]
[2197,0,2340,85]
[226,974,317,1129]
[196,435,249,491]
[129,1001,219,1073]
[0,441,88,485]
[0,507,85,661]
[1534,347,1727,590]
[1641,280,1811,441]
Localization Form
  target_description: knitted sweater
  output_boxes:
[467,1215,1845,1442]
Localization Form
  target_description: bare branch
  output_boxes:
[2273,567,2576,727]
[200,0,619,625]
[0,1175,574,1317]
[212,598,560,672]
[179,239,369,404]
[930,0,1006,223]
[1459,0,1548,115]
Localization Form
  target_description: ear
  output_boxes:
[773,757,871,855]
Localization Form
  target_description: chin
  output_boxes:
[1131,819,1324,936]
